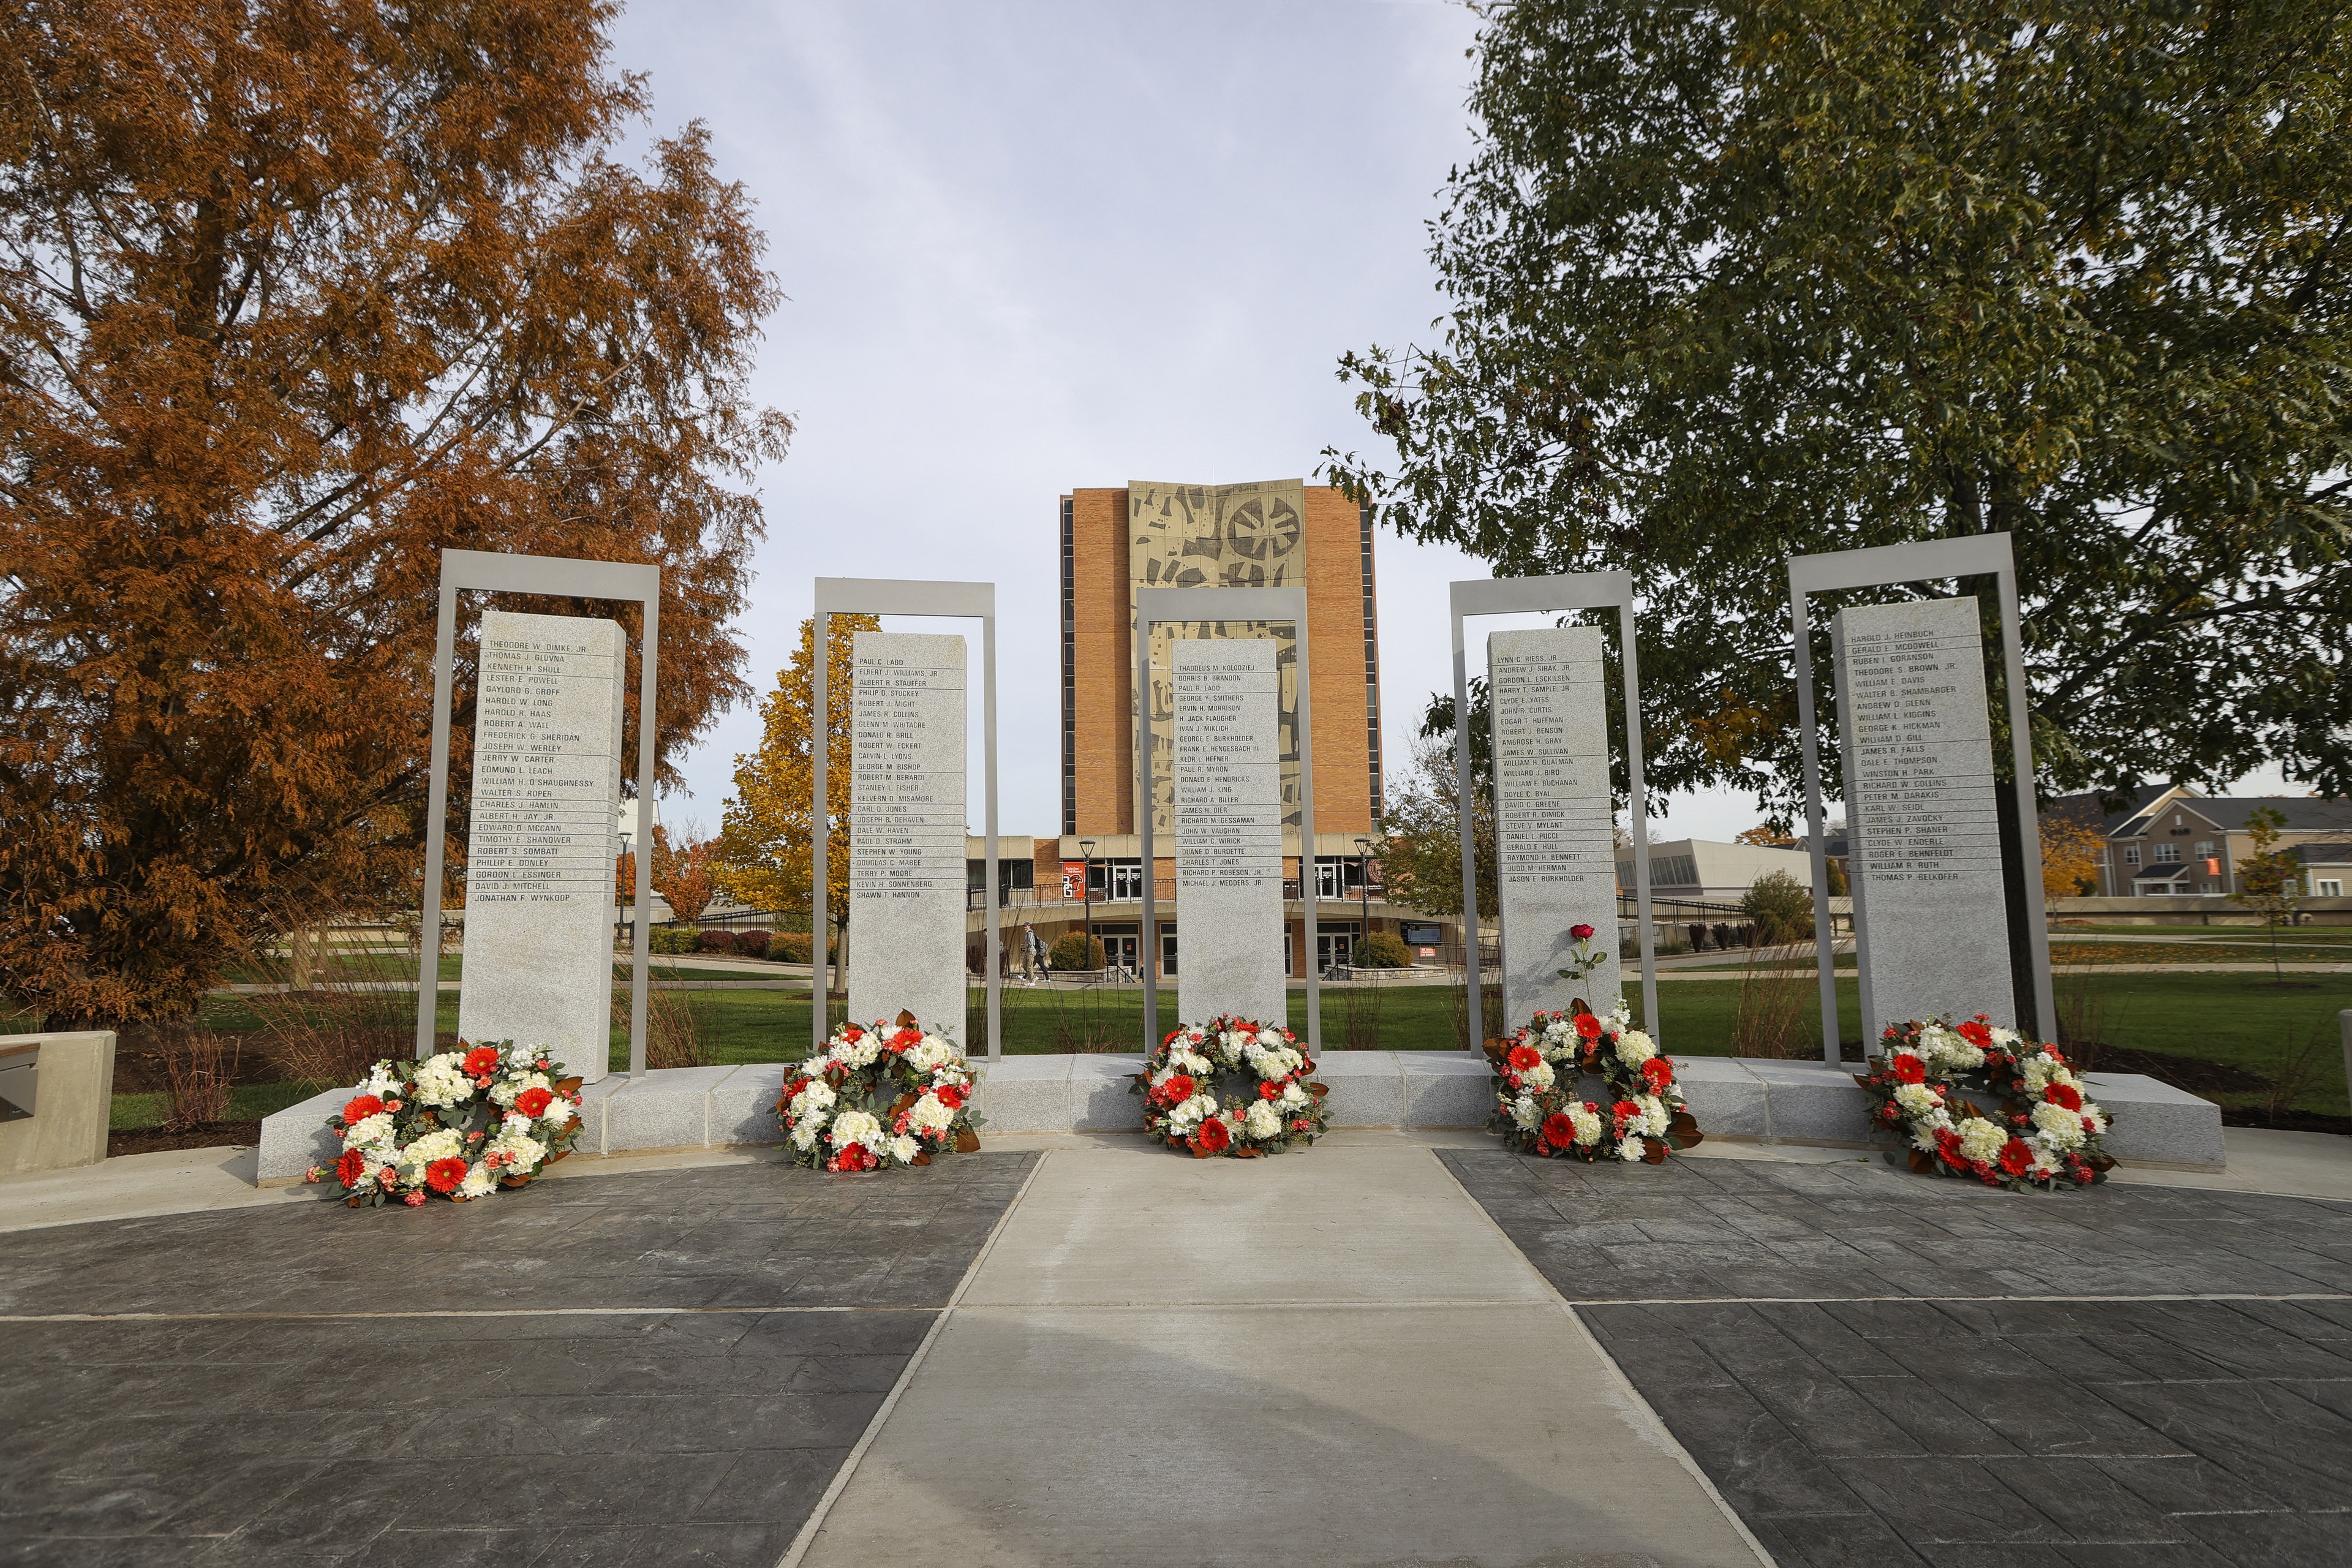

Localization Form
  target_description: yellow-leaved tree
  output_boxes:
[715,614,878,993]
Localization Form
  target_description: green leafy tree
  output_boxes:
[1741,870,1816,946]
[2229,805,2304,981]
[1327,0,2352,813]
[1374,734,1498,922]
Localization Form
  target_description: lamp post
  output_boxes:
[1079,837,1095,972]
[1355,835,1373,970]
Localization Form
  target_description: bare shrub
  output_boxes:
[614,977,711,1071]
[1340,982,1385,1049]
[1732,939,1817,1059]
[149,1019,241,1128]
[2260,1015,2337,1125]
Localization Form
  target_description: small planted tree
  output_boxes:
[2229,807,2302,984]
[1741,871,1815,947]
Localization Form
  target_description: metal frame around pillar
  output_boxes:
[810,579,1000,1059]
[1134,586,1316,1057]
[1787,532,2054,1064]
[1449,573,1659,1054]
[417,549,662,1074]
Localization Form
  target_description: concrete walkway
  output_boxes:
[787,1130,1768,1568]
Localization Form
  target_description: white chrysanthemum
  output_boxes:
[827,1110,883,1150]
[1893,1083,1940,1117]
[1990,1027,2021,1049]
[343,1112,394,1148]
[410,1055,471,1107]
[888,1134,920,1164]
[458,1164,497,1199]
[2030,1145,2061,1176]
[1510,1095,1540,1130]
[1281,1081,1310,1109]
[1615,1030,1658,1066]
[1243,1100,1282,1139]
[1616,1135,1646,1162]
[1957,1117,2007,1164]
[1522,1060,1555,1091]
[908,1094,954,1135]
[791,1119,821,1151]
[1170,1047,1215,1077]
[2030,1102,2085,1149]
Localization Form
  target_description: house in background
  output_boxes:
[2100,786,2352,897]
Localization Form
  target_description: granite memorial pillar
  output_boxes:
[455,610,627,1081]
[1488,627,1618,1022]
[845,630,968,1032]
[1833,597,2015,1033]
[1172,639,1286,1024]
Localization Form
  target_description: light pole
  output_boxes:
[1079,837,1095,972]
[1355,835,1373,970]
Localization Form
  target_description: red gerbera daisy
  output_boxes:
[1542,1112,1577,1147]
[937,1084,966,1109]
[334,1147,369,1186]
[424,1157,469,1193]
[341,1094,385,1125]
[1892,1054,1926,1084]
[462,1046,501,1076]
[1997,1138,2034,1176]
[514,1087,554,1117]
[1956,1020,1993,1049]
[1574,1013,1603,1040]
[1194,1119,1231,1155]
[2045,1082,2082,1110]
[1506,1043,1542,1072]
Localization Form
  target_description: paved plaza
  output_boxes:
[3,1135,2349,1566]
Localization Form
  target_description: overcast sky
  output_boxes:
[608,0,2286,845]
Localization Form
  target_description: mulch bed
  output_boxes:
[2074,1044,2351,1137]
[107,1119,263,1156]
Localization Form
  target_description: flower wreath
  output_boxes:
[1133,1016,1329,1157]
[1856,1014,2116,1191]
[1483,1000,1703,1163]
[305,1042,584,1207]
[777,1011,984,1172]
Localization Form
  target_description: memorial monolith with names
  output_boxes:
[1834,597,2015,1033]
[1489,627,1619,1022]
[458,611,626,1082]
[1173,639,1286,1023]
[847,631,967,1033]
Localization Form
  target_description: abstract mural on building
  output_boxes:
[1129,479,1306,836]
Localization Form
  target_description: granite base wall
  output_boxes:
[249,1053,2227,1182]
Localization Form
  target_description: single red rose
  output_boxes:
[341,1094,385,1125]
[938,1084,967,1109]
[1956,1020,1992,1049]
[1507,1043,1542,1072]
[1570,922,1596,941]
[1997,1138,2034,1176]
[462,1046,501,1076]
[1542,1112,1577,1147]
[424,1157,469,1194]
[1574,1013,1603,1040]
[2046,1082,2082,1111]
[514,1087,554,1117]
[334,1148,369,1186]
[1259,1079,1285,1101]
[1194,1119,1231,1155]
[1640,1058,1674,1091]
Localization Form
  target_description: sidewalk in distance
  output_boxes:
[250,1052,2228,1182]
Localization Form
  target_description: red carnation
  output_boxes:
[1611,1099,1638,1127]
[1507,1043,1542,1073]
[2046,1082,2082,1111]
[514,1087,554,1117]
[341,1094,385,1126]
[1956,1020,1992,1049]
[1542,1112,1577,1147]
[1998,1138,2034,1176]
[1892,1054,1926,1085]
[1194,1119,1231,1155]
[424,1157,469,1194]
[1570,922,1596,941]
[938,1084,967,1109]
[462,1046,501,1076]
[1574,1013,1603,1040]
[1640,1057,1674,1091]
[334,1147,369,1186]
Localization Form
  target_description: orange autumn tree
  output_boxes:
[650,825,718,925]
[715,615,878,993]
[0,1,790,1027]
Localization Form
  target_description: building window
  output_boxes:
[2193,840,2213,858]
[2153,844,2180,863]
[2122,845,2140,865]
[1314,857,1366,899]
[2203,882,2219,894]
[2320,880,2343,897]
[1087,859,1145,900]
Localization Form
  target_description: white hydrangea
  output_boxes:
[790,1080,836,1116]
[1893,1083,1941,1117]
[410,1054,470,1107]
[888,1134,920,1164]
[1243,1100,1283,1139]
[2030,1102,2086,1149]
[902,1035,961,1074]
[1568,1103,1602,1146]
[343,1112,394,1149]
[1521,1060,1555,1091]
[1170,1047,1215,1077]
[827,1110,883,1150]
[1615,1030,1658,1066]
[829,1034,881,1069]
[1244,1041,1303,1080]
[486,1127,545,1172]
[908,1093,954,1135]
[1957,1117,2007,1164]
[1510,1094,1540,1130]
[1168,1093,1218,1131]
